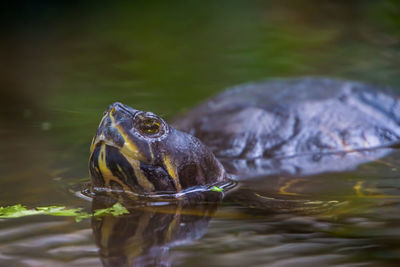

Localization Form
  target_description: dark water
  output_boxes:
[1,1,400,266]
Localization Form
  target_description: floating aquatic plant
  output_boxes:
[0,203,129,222]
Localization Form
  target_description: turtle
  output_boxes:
[88,77,400,199]
[88,77,400,266]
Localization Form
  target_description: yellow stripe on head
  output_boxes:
[91,112,109,154]
[90,136,96,154]
[125,156,155,193]
[163,154,181,192]
[120,138,146,162]
[97,143,136,194]
[108,110,149,163]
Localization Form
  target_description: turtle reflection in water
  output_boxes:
[91,195,219,267]
[88,78,400,265]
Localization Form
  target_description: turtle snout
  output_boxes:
[90,104,130,151]
[106,102,139,121]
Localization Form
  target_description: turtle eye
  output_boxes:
[141,118,160,134]
[135,114,166,137]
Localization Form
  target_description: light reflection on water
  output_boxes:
[2,154,400,266]
[1,1,400,266]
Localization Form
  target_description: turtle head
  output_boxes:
[89,102,226,196]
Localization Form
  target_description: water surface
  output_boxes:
[1,1,400,266]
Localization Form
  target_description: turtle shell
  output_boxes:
[173,78,400,178]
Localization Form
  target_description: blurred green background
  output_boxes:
[1,2,400,266]
[0,0,399,203]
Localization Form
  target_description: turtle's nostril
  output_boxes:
[106,102,139,121]
[108,102,125,114]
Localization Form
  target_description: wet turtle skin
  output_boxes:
[174,77,400,178]
[88,77,400,266]
[89,77,400,195]
[89,101,226,197]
